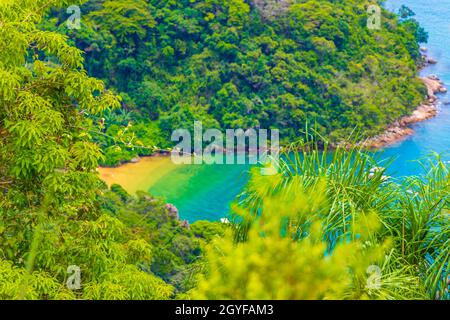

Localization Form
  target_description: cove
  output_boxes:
[99,0,450,223]
[99,155,251,222]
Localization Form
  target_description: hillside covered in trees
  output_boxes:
[1,0,448,301]
[0,0,222,299]
[44,0,428,165]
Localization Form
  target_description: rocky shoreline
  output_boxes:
[118,76,447,162]
[361,74,446,149]
[103,52,447,165]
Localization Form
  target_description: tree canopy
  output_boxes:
[43,0,427,166]
[0,0,217,299]
[1,0,448,301]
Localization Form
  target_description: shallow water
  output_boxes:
[100,1,450,222]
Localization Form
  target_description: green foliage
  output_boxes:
[45,0,426,164]
[94,115,168,167]
[2,0,447,301]
[192,142,449,299]
[0,259,75,300]
[110,183,130,202]
[192,185,396,299]
[191,220,226,241]
[99,189,218,293]
[381,158,450,299]
[397,5,428,47]
[0,0,185,300]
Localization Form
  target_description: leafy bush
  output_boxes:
[45,0,427,164]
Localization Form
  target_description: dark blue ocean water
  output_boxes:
[144,1,450,221]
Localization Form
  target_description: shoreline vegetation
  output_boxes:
[361,52,447,149]
[98,52,447,232]
[51,0,430,169]
[98,47,445,170]
[100,69,447,170]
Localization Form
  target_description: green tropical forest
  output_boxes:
[0,0,449,302]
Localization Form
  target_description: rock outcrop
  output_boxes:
[362,75,446,149]
[130,157,140,163]
[426,57,438,64]
[166,203,180,220]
